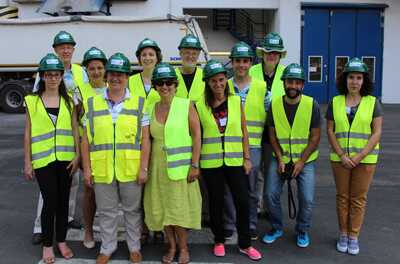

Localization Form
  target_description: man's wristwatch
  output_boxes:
[191,163,199,169]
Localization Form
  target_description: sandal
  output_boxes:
[161,248,176,264]
[178,248,190,264]
[57,242,74,259]
[42,247,55,264]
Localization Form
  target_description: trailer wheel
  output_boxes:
[0,82,26,113]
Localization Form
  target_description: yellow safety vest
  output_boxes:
[330,95,379,164]
[249,63,285,98]
[196,95,243,168]
[147,97,192,180]
[175,67,205,102]
[228,78,266,148]
[71,64,90,100]
[128,73,160,109]
[86,93,144,183]
[25,95,76,169]
[272,95,319,163]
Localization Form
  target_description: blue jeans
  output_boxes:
[224,148,261,231]
[264,158,315,233]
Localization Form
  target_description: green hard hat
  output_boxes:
[82,47,107,67]
[178,34,202,50]
[38,53,64,72]
[256,32,286,58]
[105,53,131,74]
[344,57,368,73]
[230,41,254,59]
[152,63,177,81]
[203,59,227,81]
[281,63,305,81]
[135,38,161,58]
[52,30,76,48]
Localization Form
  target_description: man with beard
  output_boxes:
[262,63,321,248]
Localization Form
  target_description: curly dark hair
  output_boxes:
[336,72,374,96]
[204,76,232,108]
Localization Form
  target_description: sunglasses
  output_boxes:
[154,80,175,87]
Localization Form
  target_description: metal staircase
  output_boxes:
[212,9,266,49]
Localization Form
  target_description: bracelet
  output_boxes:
[191,163,199,169]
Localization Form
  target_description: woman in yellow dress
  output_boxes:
[139,63,202,264]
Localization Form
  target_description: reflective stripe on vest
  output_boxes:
[249,63,285,98]
[272,95,319,163]
[86,93,144,183]
[228,78,266,147]
[330,95,379,164]
[25,95,75,169]
[128,73,160,109]
[147,97,193,180]
[153,97,193,179]
[196,95,243,168]
[175,67,205,102]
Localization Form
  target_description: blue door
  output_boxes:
[302,7,384,103]
[302,9,329,103]
[356,9,383,97]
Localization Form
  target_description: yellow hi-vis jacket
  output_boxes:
[249,63,285,98]
[196,95,243,168]
[147,97,193,180]
[175,67,205,102]
[25,95,76,169]
[330,95,379,164]
[86,93,145,183]
[272,95,319,163]
[228,78,266,148]
[128,73,160,108]
[71,64,89,99]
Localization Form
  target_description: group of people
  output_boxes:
[23,30,382,264]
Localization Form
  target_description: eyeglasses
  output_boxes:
[154,80,175,87]
[43,73,62,80]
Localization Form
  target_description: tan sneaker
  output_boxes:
[130,251,142,263]
[96,253,111,264]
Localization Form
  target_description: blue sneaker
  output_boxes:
[348,238,360,255]
[262,229,283,244]
[336,235,348,253]
[296,232,310,248]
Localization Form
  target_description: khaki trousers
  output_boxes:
[94,180,142,255]
[331,162,376,237]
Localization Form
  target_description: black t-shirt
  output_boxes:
[46,107,59,116]
[181,68,197,92]
[267,96,321,129]
[262,62,278,92]
[325,98,383,124]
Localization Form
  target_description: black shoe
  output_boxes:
[224,229,234,240]
[67,219,82,229]
[152,231,164,244]
[250,229,259,241]
[32,233,43,245]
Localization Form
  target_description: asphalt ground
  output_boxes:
[0,104,399,264]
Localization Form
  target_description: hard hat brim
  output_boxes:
[256,47,287,58]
